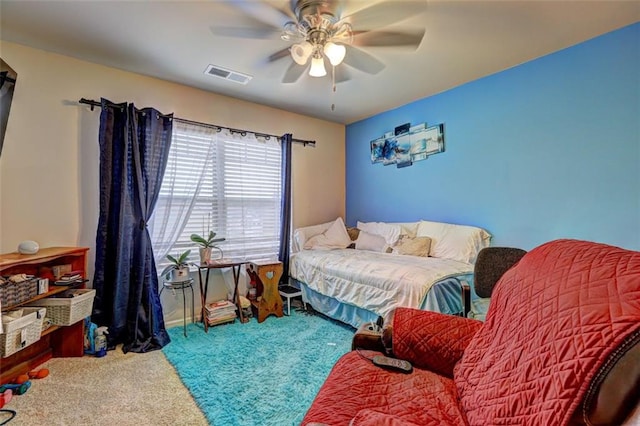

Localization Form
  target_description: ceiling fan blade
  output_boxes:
[282,62,306,83]
[342,1,427,30]
[267,47,292,63]
[210,25,282,40]
[278,1,298,21]
[231,0,295,29]
[352,29,425,49]
[333,0,347,21]
[342,45,385,75]
[211,0,298,39]
[334,66,351,84]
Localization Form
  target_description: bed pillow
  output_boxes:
[355,231,388,252]
[389,222,420,238]
[356,221,402,245]
[293,220,336,251]
[303,217,352,250]
[416,220,491,264]
[392,236,432,257]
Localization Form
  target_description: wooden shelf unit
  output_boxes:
[0,247,89,384]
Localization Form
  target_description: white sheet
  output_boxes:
[290,249,474,319]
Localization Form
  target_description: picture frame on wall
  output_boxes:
[410,129,428,162]
[395,133,412,168]
[424,124,445,156]
[370,123,445,167]
[394,122,410,136]
[382,137,398,166]
[370,137,385,163]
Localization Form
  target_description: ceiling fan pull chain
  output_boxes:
[332,65,336,92]
[331,65,336,111]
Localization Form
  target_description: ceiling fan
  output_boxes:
[211,0,427,84]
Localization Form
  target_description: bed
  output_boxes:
[289,218,491,328]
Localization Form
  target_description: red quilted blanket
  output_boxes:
[455,239,640,425]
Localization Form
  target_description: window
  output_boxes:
[150,121,282,269]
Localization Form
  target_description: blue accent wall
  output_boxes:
[346,23,640,251]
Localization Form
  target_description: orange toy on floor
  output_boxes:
[28,368,49,379]
[15,375,29,385]
[15,368,48,385]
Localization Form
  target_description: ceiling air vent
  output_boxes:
[204,64,252,85]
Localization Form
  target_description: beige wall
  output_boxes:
[0,41,345,325]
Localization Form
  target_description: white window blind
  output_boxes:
[150,121,282,270]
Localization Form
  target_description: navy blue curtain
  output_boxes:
[278,133,293,284]
[93,98,173,353]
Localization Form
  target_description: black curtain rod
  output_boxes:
[78,98,315,147]
[0,73,17,85]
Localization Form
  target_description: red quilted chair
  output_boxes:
[302,240,640,425]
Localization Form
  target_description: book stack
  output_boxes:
[54,271,83,286]
[204,300,237,326]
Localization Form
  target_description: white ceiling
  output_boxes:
[1,0,638,124]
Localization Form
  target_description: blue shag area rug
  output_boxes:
[163,308,354,426]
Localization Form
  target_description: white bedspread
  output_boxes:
[290,249,474,319]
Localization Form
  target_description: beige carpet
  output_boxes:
[3,346,208,426]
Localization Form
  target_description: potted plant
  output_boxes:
[190,231,225,264]
[161,250,191,282]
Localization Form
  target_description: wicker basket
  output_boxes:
[26,289,95,326]
[0,307,46,358]
[0,277,38,308]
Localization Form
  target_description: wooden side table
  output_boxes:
[196,259,245,332]
[247,260,283,323]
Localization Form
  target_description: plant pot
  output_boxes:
[199,247,212,265]
[170,265,190,282]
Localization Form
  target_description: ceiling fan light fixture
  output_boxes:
[281,21,300,41]
[291,41,313,65]
[332,22,353,42]
[309,55,327,77]
[323,41,346,66]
